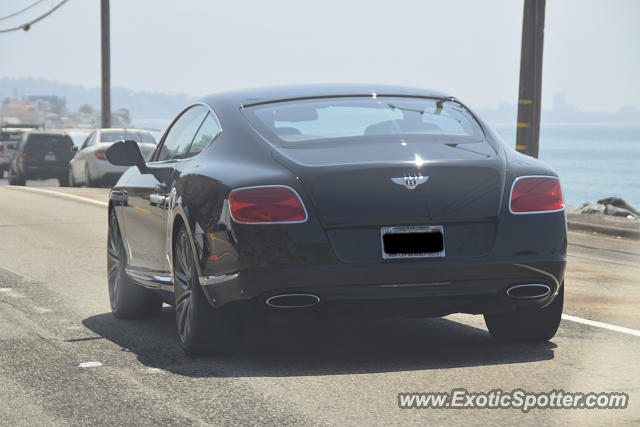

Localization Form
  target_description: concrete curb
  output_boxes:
[567,219,640,240]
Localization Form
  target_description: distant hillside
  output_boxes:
[0,77,195,121]
[3,78,639,127]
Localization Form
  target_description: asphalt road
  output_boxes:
[1,180,639,426]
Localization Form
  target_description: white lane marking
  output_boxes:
[0,288,11,293]
[7,186,108,207]
[562,314,640,337]
[78,361,102,368]
[33,306,53,314]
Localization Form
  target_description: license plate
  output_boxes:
[381,225,445,259]
[44,153,56,161]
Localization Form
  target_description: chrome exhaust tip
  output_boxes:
[506,283,551,299]
[265,293,320,308]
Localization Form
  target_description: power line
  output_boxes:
[0,0,46,21]
[0,0,70,33]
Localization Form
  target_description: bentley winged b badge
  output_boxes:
[391,174,429,190]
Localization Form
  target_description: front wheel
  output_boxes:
[484,284,564,342]
[107,210,162,318]
[173,225,241,356]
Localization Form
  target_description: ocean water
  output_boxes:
[492,124,640,209]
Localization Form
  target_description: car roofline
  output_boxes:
[200,84,452,109]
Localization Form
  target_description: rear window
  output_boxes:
[243,96,484,145]
[25,134,73,151]
[0,132,24,142]
[100,131,156,143]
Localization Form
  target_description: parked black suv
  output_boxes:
[8,132,75,186]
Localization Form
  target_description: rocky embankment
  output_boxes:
[574,197,640,219]
[566,197,640,239]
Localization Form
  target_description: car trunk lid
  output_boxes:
[272,135,506,227]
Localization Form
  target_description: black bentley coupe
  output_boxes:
[106,84,566,355]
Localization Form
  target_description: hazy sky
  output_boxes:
[0,0,638,112]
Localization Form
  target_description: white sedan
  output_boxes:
[69,128,157,186]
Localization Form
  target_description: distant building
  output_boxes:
[0,96,132,129]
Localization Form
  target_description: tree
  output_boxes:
[79,104,94,115]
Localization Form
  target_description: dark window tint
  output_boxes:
[26,134,73,152]
[100,131,156,143]
[156,106,207,161]
[188,112,221,155]
[0,132,24,142]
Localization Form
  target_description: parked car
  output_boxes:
[105,84,566,356]
[69,128,156,186]
[8,131,75,186]
[0,124,44,178]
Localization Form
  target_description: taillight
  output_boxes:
[229,185,307,223]
[0,145,4,153]
[95,150,107,160]
[510,176,564,213]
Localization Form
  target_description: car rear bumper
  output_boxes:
[87,157,129,180]
[25,165,67,178]
[200,259,565,317]
[186,190,567,317]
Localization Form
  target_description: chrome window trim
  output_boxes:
[148,102,223,164]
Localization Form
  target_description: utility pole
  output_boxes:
[515,0,545,158]
[100,0,110,128]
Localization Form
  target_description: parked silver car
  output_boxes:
[69,128,156,186]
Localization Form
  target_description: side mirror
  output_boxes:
[106,140,147,173]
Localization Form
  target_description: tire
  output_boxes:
[173,225,241,356]
[107,209,162,318]
[84,166,93,187]
[68,167,79,187]
[484,284,564,342]
[7,167,16,185]
[58,171,70,187]
[12,169,26,186]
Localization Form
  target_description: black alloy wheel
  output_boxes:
[173,225,240,356]
[107,209,162,317]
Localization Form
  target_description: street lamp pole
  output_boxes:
[100,0,110,128]
[515,0,546,158]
